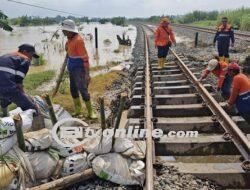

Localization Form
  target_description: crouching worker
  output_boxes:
[154,17,176,69]
[227,63,250,124]
[199,57,232,99]
[61,19,97,119]
[0,44,39,117]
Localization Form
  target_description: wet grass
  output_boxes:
[90,61,120,72]
[24,70,56,94]
[53,71,122,115]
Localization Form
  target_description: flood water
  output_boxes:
[0,23,136,72]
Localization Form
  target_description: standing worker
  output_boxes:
[199,57,232,99]
[213,17,235,63]
[154,17,176,69]
[61,19,97,119]
[0,44,39,116]
[227,63,250,124]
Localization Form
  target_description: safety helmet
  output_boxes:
[228,63,240,71]
[161,17,170,23]
[207,59,218,71]
[61,19,78,33]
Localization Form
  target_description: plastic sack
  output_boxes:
[0,162,18,189]
[61,152,89,176]
[81,130,112,155]
[44,104,72,129]
[0,135,17,155]
[0,109,36,139]
[25,151,59,180]
[114,138,146,159]
[24,128,52,151]
[51,137,80,157]
[92,153,145,186]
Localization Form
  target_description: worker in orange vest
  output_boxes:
[227,63,250,123]
[61,19,97,119]
[199,57,232,99]
[154,17,176,69]
[213,17,235,63]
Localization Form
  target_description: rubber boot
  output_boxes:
[73,98,81,116]
[224,57,229,63]
[1,107,7,117]
[85,100,97,119]
[157,58,162,69]
[219,56,225,62]
[161,58,165,68]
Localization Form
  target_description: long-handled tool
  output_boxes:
[52,56,67,97]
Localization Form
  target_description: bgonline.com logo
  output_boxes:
[52,118,199,148]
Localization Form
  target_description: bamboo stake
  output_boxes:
[26,169,94,190]
[99,97,106,129]
[112,94,126,146]
[13,114,26,152]
[44,93,57,125]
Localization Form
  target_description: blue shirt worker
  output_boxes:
[213,17,235,63]
[0,44,39,116]
[61,19,97,119]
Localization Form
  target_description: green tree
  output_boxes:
[111,17,126,26]
[0,10,13,31]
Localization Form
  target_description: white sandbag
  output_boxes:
[92,153,145,186]
[61,152,89,176]
[0,135,17,155]
[44,104,72,129]
[25,151,58,180]
[51,138,80,157]
[1,109,36,139]
[114,138,146,159]
[7,146,36,187]
[81,130,112,155]
[24,128,52,151]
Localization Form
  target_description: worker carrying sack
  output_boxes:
[92,153,145,186]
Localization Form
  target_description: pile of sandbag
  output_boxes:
[0,95,146,188]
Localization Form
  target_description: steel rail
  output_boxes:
[170,49,250,160]
[172,23,250,42]
[142,26,154,190]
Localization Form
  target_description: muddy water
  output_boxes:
[0,23,136,72]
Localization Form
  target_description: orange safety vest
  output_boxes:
[154,25,176,47]
[202,61,228,88]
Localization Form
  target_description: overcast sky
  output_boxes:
[1,0,250,18]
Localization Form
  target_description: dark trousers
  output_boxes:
[69,68,90,101]
[157,45,170,58]
[0,87,38,114]
[221,74,233,99]
[217,41,230,58]
[241,114,250,124]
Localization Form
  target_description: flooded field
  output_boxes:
[0,23,136,72]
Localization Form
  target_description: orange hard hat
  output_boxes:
[161,17,170,23]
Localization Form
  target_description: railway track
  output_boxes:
[128,24,250,189]
[172,23,250,42]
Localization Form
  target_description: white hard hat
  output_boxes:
[61,19,78,33]
[207,59,218,71]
